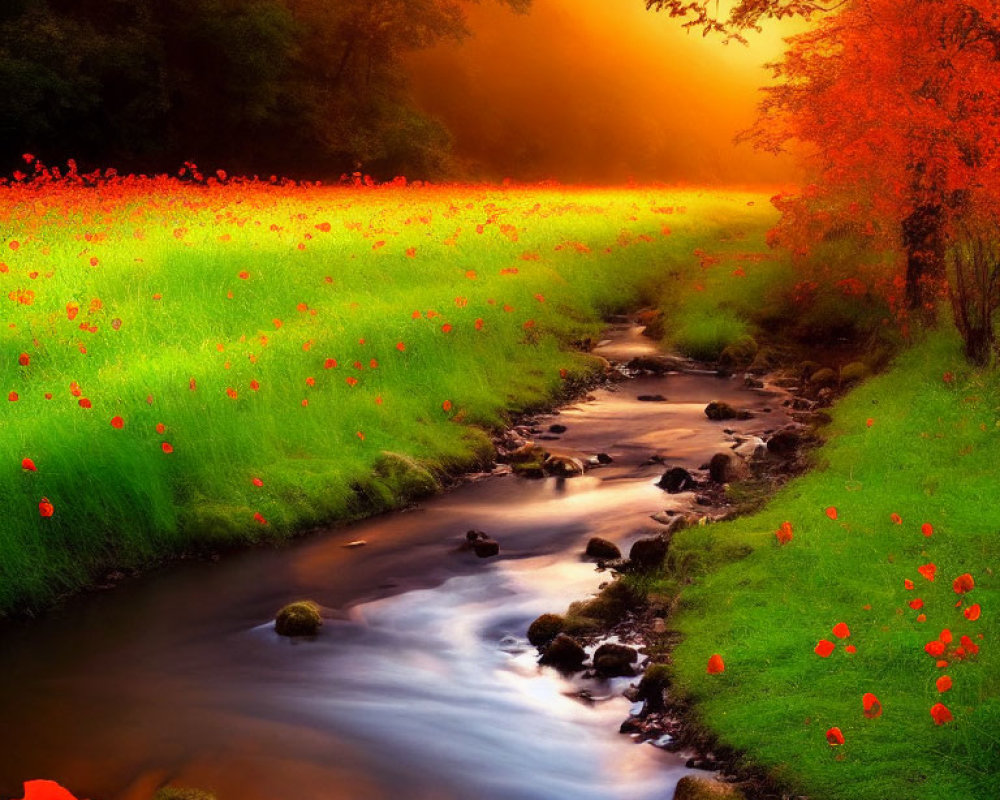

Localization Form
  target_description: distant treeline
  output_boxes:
[0,0,528,179]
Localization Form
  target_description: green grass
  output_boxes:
[0,180,778,615]
[651,330,999,799]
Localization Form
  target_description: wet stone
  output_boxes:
[657,466,696,493]
[637,394,668,402]
[539,633,587,671]
[586,537,622,560]
[628,536,669,570]
[593,643,639,677]
[548,424,568,434]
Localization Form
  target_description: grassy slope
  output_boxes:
[0,180,774,615]
[656,331,999,799]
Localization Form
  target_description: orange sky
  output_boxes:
[408,0,804,184]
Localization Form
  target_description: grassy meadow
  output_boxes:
[0,176,775,615]
[646,327,999,799]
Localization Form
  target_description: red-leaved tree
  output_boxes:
[650,0,1000,362]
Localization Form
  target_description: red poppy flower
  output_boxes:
[960,635,979,655]
[918,563,936,582]
[909,599,923,610]
[18,352,29,366]
[238,271,249,280]
[442,400,453,412]
[346,377,358,387]
[917,614,927,623]
[161,442,173,454]
[862,693,882,718]
[890,513,902,525]
[189,378,197,391]
[866,418,874,427]
[904,579,915,590]
[226,387,237,400]
[706,654,725,674]
[441,323,452,334]
[18,779,81,800]
[250,380,260,391]
[7,391,18,402]
[952,573,974,594]
[825,506,837,520]
[924,640,946,657]
[815,639,835,658]
[305,377,315,387]
[396,342,405,352]
[775,521,793,545]
[942,372,954,383]
[832,622,850,639]
[475,318,484,330]
[38,497,54,517]
[78,398,91,409]
[252,477,264,487]
[324,358,338,369]
[929,703,952,725]
[825,727,845,745]
[939,628,953,644]
[964,604,981,621]
[845,644,857,654]
[110,416,124,429]
[356,431,365,441]
[921,523,933,537]
[406,247,416,258]
[465,270,477,280]
[936,675,952,693]
[412,310,422,319]
[21,458,36,471]
[254,512,268,525]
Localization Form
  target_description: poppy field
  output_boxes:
[0,166,776,615]
[656,330,999,799]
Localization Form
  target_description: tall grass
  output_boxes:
[0,178,776,614]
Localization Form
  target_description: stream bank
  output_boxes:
[0,318,814,800]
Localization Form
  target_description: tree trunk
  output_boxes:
[962,325,995,366]
[901,203,946,321]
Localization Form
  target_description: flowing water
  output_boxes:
[0,325,790,800]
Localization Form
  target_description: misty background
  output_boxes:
[0,0,799,184]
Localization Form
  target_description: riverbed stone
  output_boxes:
[709,451,750,484]
[512,459,546,478]
[628,535,669,570]
[543,453,585,477]
[766,427,803,457]
[539,633,587,671]
[808,367,837,389]
[585,537,622,560]
[637,663,671,708]
[527,613,565,646]
[673,776,746,800]
[593,642,639,677]
[718,335,758,367]
[627,354,685,374]
[566,579,640,627]
[704,401,752,421]
[274,600,322,636]
[154,789,218,800]
[657,466,696,493]
[473,538,500,558]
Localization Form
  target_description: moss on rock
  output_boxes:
[275,600,322,637]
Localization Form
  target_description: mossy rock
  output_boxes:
[275,600,322,636]
[807,367,837,389]
[799,360,822,382]
[674,776,746,800]
[566,579,641,625]
[154,789,218,800]
[637,663,671,707]
[539,633,587,671]
[718,335,758,367]
[512,458,546,478]
[839,361,870,386]
[748,346,783,374]
[527,613,565,646]
[374,451,440,499]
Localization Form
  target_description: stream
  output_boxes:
[0,323,791,800]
